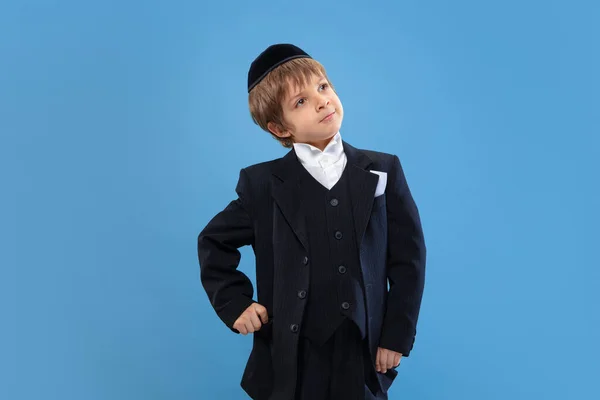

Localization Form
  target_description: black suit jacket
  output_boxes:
[197,141,426,400]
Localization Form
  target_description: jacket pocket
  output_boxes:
[378,367,398,392]
[254,317,274,341]
[372,193,386,210]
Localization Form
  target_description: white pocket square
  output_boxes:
[369,170,387,197]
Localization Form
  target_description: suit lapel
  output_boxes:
[271,149,309,250]
[271,140,378,251]
[343,141,379,249]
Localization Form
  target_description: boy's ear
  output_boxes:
[267,121,292,139]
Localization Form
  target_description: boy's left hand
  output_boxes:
[375,347,402,373]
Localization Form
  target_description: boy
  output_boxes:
[197,43,426,400]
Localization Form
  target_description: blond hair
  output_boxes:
[248,58,334,148]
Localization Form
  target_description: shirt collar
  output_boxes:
[293,132,344,167]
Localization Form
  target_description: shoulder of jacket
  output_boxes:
[236,156,286,195]
[240,157,279,178]
[357,148,399,169]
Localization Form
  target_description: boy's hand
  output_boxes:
[233,303,269,335]
[375,347,402,373]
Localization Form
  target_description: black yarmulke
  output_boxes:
[248,44,312,92]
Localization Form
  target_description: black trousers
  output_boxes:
[294,318,383,400]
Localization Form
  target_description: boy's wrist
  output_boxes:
[379,331,415,357]
[218,295,256,332]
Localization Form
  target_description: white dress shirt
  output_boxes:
[292,132,347,190]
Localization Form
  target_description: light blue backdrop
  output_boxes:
[3,1,598,399]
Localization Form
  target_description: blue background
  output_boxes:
[3,1,598,399]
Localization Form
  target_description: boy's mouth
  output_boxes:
[320,111,336,122]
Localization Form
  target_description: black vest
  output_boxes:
[296,159,368,346]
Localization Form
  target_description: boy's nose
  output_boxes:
[318,98,330,109]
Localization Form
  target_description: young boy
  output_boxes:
[197,43,426,400]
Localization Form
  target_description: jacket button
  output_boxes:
[298,290,307,299]
[330,198,339,206]
[290,324,299,333]
[338,265,347,274]
[341,302,350,310]
[303,256,309,265]
[334,231,343,240]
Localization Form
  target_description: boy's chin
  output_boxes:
[321,123,341,135]
[327,127,341,137]
[319,130,339,140]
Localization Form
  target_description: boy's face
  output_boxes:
[269,73,344,150]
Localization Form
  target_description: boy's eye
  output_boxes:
[294,83,328,107]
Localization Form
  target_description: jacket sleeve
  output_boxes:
[378,155,426,356]
[197,168,256,334]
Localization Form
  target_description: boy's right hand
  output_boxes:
[233,302,269,335]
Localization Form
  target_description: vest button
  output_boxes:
[341,302,350,310]
[303,256,309,265]
[298,290,307,299]
[290,324,299,333]
[330,198,339,206]
[338,265,347,274]
[334,231,343,240]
